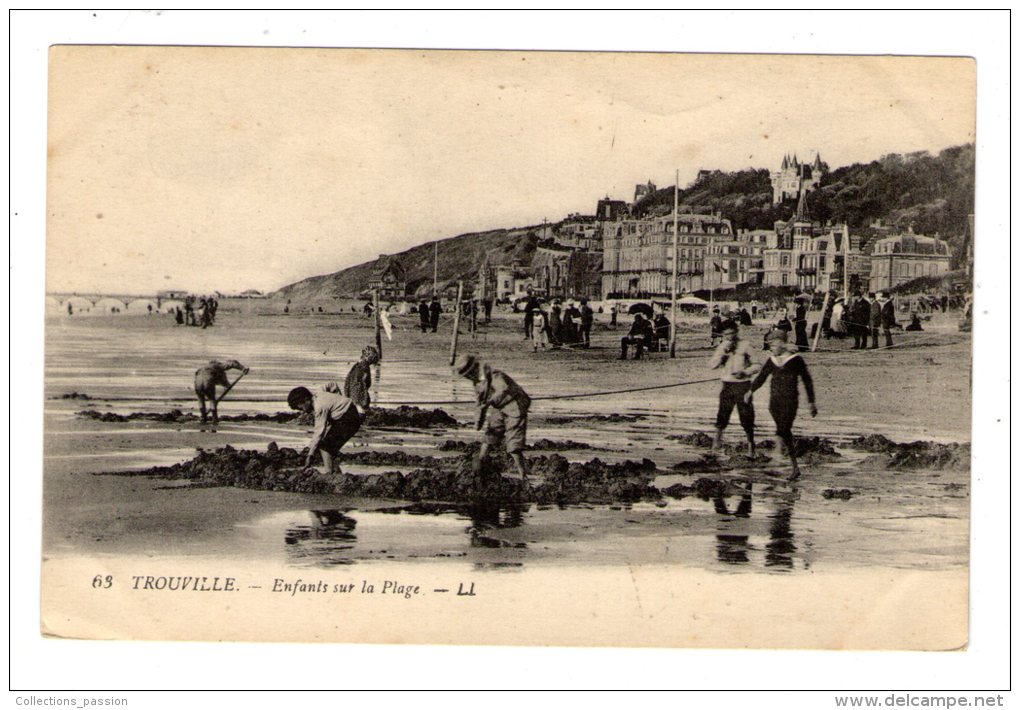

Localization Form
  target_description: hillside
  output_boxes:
[274,227,540,301]
[275,143,974,299]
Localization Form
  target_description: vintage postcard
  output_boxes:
[41,46,975,649]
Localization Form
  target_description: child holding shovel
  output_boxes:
[454,354,531,482]
[194,359,248,425]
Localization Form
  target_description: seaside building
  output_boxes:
[771,152,827,204]
[868,230,952,291]
[595,196,630,222]
[601,211,734,298]
[763,192,855,292]
[703,228,772,289]
[367,255,407,299]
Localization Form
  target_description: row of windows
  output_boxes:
[872,261,943,277]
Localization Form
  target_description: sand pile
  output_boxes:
[662,477,743,500]
[822,489,854,500]
[666,431,840,463]
[847,434,970,470]
[437,439,595,453]
[99,443,665,504]
[77,409,304,424]
[364,406,459,428]
[76,405,459,429]
[340,450,445,467]
[544,413,647,425]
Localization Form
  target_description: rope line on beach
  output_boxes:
[379,376,721,406]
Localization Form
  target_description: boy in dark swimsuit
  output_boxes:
[745,330,817,481]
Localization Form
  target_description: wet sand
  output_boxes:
[43,307,971,574]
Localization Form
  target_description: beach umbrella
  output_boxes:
[628,302,654,317]
[678,295,710,306]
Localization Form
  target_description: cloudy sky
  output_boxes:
[46,46,974,295]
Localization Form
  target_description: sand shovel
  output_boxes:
[215,369,249,405]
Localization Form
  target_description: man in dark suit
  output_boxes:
[852,292,871,349]
[868,292,882,349]
[429,297,442,333]
[418,299,430,333]
[579,298,595,348]
[620,313,654,360]
[877,291,896,348]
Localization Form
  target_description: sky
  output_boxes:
[44,36,975,296]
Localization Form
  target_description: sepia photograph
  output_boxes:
[11,9,1011,700]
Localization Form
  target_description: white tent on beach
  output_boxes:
[96,298,127,314]
[127,298,158,314]
[63,296,94,314]
[158,300,185,314]
[46,296,62,313]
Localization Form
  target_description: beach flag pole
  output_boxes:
[449,281,463,366]
[811,290,830,352]
[433,242,439,298]
[670,169,679,358]
[373,289,383,361]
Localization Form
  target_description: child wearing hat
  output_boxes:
[455,354,531,481]
[744,329,817,481]
[288,382,362,474]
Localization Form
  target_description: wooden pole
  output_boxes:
[215,370,248,405]
[433,242,439,298]
[811,290,830,352]
[470,296,477,339]
[670,170,679,358]
[373,289,383,361]
[842,225,850,301]
[449,281,463,366]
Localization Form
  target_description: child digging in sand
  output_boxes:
[745,329,817,481]
[454,354,531,482]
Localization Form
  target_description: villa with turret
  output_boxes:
[771,152,828,204]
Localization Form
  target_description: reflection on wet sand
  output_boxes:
[465,502,528,549]
[284,509,358,566]
[765,498,798,570]
[713,486,802,571]
[277,494,807,572]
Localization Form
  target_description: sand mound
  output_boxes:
[662,477,743,500]
[822,489,854,500]
[544,413,647,425]
[98,443,664,504]
[847,435,970,470]
[438,439,595,453]
[77,409,303,424]
[75,405,458,429]
[364,406,459,428]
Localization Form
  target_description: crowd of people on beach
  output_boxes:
[173,295,219,329]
